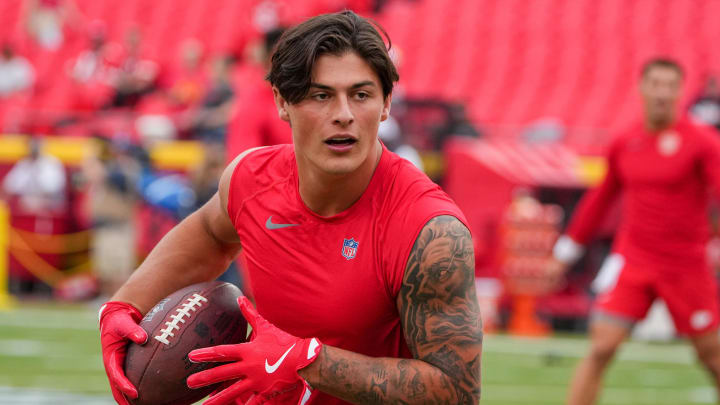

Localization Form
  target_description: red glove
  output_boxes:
[99,301,148,405]
[187,297,323,405]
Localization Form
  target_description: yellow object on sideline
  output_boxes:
[0,201,16,310]
[0,134,205,170]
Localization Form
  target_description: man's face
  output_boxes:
[274,52,391,176]
[640,66,683,127]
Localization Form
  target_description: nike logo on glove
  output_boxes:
[307,338,320,360]
[266,216,299,230]
[265,343,296,374]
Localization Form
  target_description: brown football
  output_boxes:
[125,281,248,405]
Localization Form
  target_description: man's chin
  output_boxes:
[321,164,357,176]
[648,113,674,129]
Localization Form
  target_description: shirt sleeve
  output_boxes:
[380,188,470,298]
[697,127,720,197]
[565,138,623,246]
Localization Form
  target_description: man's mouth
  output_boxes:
[324,137,357,146]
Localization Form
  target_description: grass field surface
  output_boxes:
[0,301,714,404]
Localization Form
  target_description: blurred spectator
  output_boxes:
[378,115,424,171]
[135,113,177,145]
[69,23,112,83]
[134,147,196,219]
[110,27,159,108]
[252,1,284,36]
[426,102,480,150]
[190,142,244,287]
[166,38,207,110]
[24,0,76,50]
[227,28,291,161]
[190,143,225,209]
[0,44,35,98]
[132,39,206,144]
[81,137,139,296]
[2,137,67,231]
[2,137,67,296]
[444,103,480,138]
[68,23,117,110]
[183,56,235,144]
[690,76,720,131]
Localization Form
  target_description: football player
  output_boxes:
[99,10,482,405]
[551,58,720,405]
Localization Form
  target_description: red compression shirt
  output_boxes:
[227,144,467,405]
[567,117,720,270]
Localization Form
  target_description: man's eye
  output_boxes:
[312,93,329,100]
[355,92,369,100]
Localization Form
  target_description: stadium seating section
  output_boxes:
[2,0,719,147]
[378,0,720,148]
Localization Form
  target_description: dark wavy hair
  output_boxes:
[266,10,399,104]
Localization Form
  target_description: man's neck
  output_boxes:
[298,141,382,217]
[645,116,675,133]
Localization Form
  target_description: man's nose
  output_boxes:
[657,85,677,99]
[332,96,354,127]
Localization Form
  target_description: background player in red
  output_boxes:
[98,11,482,405]
[226,28,292,162]
[550,58,720,405]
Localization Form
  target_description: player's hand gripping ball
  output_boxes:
[121,281,249,405]
[99,300,148,405]
[187,297,323,405]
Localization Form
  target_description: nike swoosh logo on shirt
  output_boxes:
[266,216,299,230]
[265,343,296,374]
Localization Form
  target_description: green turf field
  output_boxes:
[0,301,715,404]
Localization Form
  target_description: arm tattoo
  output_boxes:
[399,215,482,403]
[306,216,482,404]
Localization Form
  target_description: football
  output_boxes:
[125,281,248,405]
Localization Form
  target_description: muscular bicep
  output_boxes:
[397,215,483,403]
[198,192,241,246]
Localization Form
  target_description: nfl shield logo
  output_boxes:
[342,238,359,260]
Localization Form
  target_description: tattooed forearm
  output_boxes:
[299,216,482,404]
[302,345,457,404]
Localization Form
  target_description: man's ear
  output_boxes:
[272,87,291,122]
[380,92,392,122]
